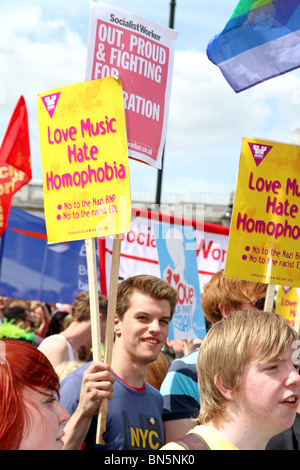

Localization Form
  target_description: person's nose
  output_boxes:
[56,401,70,425]
[286,367,300,389]
[148,319,161,335]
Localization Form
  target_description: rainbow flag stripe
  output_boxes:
[207,0,300,92]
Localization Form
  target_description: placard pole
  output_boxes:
[96,234,122,445]
[264,284,276,313]
[85,238,102,363]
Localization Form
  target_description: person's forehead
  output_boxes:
[32,302,42,308]
[250,342,296,365]
[127,290,171,312]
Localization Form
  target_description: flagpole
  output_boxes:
[155,0,176,206]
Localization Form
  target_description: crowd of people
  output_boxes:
[0,271,300,450]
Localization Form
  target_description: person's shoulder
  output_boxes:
[38,334,66,352]
[177,350,199,365]
[59,361,92,415]
[145,381,162,395]
[165,350,198,376]
[168,350,198,369]
[144,382,163,404]
[160,350,199,398]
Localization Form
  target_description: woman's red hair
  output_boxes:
[0,339,60,450]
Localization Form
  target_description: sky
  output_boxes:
[2,0,300,202]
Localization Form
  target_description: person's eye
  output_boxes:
[44,395,56,405]
[137,315,147,321]
[265,364,277,371]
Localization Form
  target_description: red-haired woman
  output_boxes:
[0,338,69,450]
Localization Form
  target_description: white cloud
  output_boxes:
[168,50,300,150]
[0,3,87,178]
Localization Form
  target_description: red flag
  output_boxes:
[0,96,32,237]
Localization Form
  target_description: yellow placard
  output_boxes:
[37,77,131,244]
[225,137,300,287]
[276,286,298,328]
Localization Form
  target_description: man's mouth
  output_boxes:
[281,395,299,406]
[143,338,160,344]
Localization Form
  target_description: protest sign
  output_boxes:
[225,137,300,287]
[276,285,299,328]
[37,76,131,244]
[100,207,229,294]
[154,223,206,340]
[85,1,178,169]
[37,76,130,444]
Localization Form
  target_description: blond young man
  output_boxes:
[161,310,300,450]
[60,275,177,450]
[161,269,269,443]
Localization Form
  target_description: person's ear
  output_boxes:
[218,303,231,318]
[214,372,235,401]
[114,315,122,336]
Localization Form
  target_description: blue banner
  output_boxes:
[0,207,98,304]
[154,223,206,340]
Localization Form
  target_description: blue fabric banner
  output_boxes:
[0,207,97,304]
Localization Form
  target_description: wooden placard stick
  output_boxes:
[85,238,102,363]
[264,284,276,313]
[96,233,122,445]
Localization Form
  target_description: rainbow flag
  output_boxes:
[207,0,300,93]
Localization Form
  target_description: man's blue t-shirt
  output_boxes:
[59,361,164,450]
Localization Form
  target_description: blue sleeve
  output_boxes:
[160,351,200,421]
[59,363,90,415]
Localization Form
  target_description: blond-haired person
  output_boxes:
[60,275,177,450]
[161,310,300,450]
[161,269,270,444]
